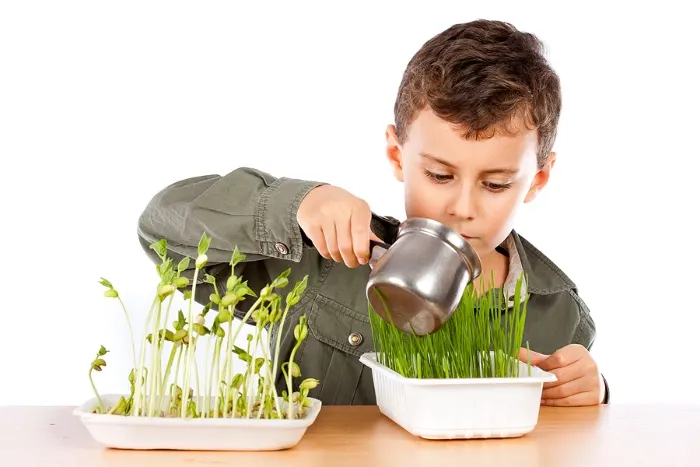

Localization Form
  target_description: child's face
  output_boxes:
[385,109,554,261]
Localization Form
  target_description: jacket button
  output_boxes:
[275,242,289,255]
[348,332,363,346]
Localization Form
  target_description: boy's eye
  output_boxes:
[423,169,453,183]
[482,181,512,192]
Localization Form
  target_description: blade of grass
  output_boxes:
[369,272,529,380]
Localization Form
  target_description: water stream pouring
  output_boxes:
[366,215,482,336]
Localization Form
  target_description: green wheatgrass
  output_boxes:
[369,273,531,379]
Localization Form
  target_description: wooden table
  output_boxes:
[1,404,698,466]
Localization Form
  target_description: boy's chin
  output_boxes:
[466,239,503,261]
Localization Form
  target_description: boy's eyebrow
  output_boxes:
[419,152,518,175]
[420,152,458,168]
[481,168,518,175]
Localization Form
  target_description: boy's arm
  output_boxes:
[138,167,325,264]
[569,290,610,404]
[136,166,325,320]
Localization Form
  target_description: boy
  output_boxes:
[137,19,609,407]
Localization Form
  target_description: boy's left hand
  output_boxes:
[518,344,604,406]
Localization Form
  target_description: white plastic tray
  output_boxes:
[73,394,322,451]
[359,352,556,439]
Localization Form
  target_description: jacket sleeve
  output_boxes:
[136,166,325,320]
[568,289,609,403]
[568,289,596,350]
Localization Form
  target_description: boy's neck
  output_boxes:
[472,248,509,294]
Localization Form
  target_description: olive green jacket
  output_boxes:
[137,167,608,405]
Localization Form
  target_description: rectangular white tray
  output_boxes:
[360,352,556,439]
[73,394,322,451]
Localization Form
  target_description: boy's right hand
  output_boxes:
[297,185,382,268]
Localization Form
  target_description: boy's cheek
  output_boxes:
[403,181,447,219]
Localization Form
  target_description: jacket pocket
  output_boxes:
[298,293,376,405]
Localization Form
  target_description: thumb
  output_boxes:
[518,347,549,366]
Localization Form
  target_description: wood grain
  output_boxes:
[1,404,698,466]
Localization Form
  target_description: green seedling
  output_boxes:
[92,233,318,420]
[89,345,109,413]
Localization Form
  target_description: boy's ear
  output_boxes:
[385,124,404,182]
[524,151,556,203]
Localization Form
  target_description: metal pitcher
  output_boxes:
[366,215,482,336]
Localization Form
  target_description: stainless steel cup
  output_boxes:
[366,217,482,336]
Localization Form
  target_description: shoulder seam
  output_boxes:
[518,235,577,293]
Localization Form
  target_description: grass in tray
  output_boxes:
[88,232,319,420]
[369,273,531,379]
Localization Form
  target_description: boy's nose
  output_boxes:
[449,190,478,221]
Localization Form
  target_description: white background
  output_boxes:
[1,1,698,406]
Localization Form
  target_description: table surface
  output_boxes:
[1,403,698,467]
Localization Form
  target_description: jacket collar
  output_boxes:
[508,230,577,295]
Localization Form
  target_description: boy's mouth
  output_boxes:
[460,234,475,240]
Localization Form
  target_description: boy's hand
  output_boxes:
[518,344,603,406]
[297,185,381,268]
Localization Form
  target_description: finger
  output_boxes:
[541,391,599,407]
[321,220,343,263]
[518,347,549,366]
[305,224,331,259]
[541,374,592,399]
[369,229,383,243]
[542,357,590,389]
[350,206,372,265]
[336,214,359,268]
[537,348,584,372]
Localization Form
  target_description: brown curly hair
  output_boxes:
[393,19,561,168]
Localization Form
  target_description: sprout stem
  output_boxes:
[160,343,178,412]
[222,318,234,417]
[89,369,105,413]
[147,300,164,417]
[170,343,184,407]
[286,343,301,420]
[180,268,200,418]
[116,296,137,371]
[156,293,176,402]
[261,326,281,418]
[211,336,223,418]
[194,356,201,414]
[132,296,159,417]
[202,334,212,417]
[271,302,292,405]
[245,323,263,418]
